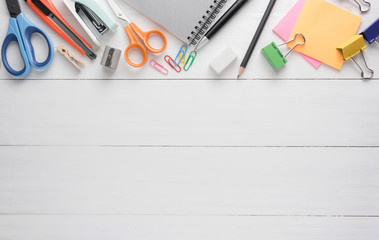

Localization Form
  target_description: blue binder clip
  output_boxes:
[361,18,379,44]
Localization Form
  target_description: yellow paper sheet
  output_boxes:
[287,0,362,70]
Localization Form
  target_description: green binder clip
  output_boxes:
[262,33,306,70]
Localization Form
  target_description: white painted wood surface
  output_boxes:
[1,80,379,146]
[1,0,379,238]
[1,147,379,215]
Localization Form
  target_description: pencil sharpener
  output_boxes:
[101,46,121,70]
[261,42,287,71]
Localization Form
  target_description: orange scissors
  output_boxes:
[107,0,167,67]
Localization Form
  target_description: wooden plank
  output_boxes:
[0,80,379,146]
[0,0,378,80]
[1,215,379,240]
[1,147,378,215]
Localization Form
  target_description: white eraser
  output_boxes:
[210,47,238,74]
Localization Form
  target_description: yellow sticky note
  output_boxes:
[287,0,362,70]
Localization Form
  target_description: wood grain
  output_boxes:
[1,147,378,215]
[0,80,378,146]
[1,215,379,240]
[0,0,378,238]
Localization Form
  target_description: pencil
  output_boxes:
[238,0,277,78]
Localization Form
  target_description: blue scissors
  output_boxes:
[1,0,54,78]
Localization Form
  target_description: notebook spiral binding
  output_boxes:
[187,0,228,45]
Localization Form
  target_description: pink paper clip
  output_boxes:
[150,60,169,75]
[164,55,182,73]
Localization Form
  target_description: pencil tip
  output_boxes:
[238,67,245,79]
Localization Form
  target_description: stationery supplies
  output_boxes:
[165,55,181,73]
[56,44,85,70]
[63,0,118,48]
[262,33,305,71]
[26,0,97,60]
[1,0,54,78]
[101,46,122,70]
[178,55,186,68]
[273,0,321,68]
[287,0,362,70]
[337,35,374,79]
[361,19,379,44]
[210,47,238,74]
[238,0,277,78]
[123,0,233,45]
[107,0,167,67]
[184,51,197,71]
[352,0,371,13]
[175,45,188,64]
[196,0,249,50]
[150,60,169,75]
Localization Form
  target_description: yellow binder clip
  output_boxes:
[337,35,374,79]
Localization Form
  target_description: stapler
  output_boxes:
[63,0,118,49]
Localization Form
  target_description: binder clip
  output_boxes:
[361,18,379,45]
[261,33,305,71]
[63,0,118,48]
[337,35,374,79]
[352,0,371,13]
[101,46,122,70]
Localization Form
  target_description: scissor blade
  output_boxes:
[6,0,21,18]
[106,0,131,24]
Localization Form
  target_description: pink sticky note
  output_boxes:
[273,0,322,68]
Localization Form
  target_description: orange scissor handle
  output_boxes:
[129,22,167,54]
[124,26,148,67]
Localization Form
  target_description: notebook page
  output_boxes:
[123,0,228,43]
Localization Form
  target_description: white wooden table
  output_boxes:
[1,0,379,239]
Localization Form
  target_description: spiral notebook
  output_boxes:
[123,0,234,45]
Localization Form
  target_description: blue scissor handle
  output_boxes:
[17,13,54,69]
[2,17,32,77]
[1,13,54,78]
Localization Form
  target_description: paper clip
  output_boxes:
[337,35,374,79]
[164,55,182,73]
[261,33,305,71]
[175,45,188,64]
[56,44,85,70]
[150,60,169,75]
[178,54,186,68]
[184,51,197,71]
[352,0,371,13]
[361,18,379,45]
